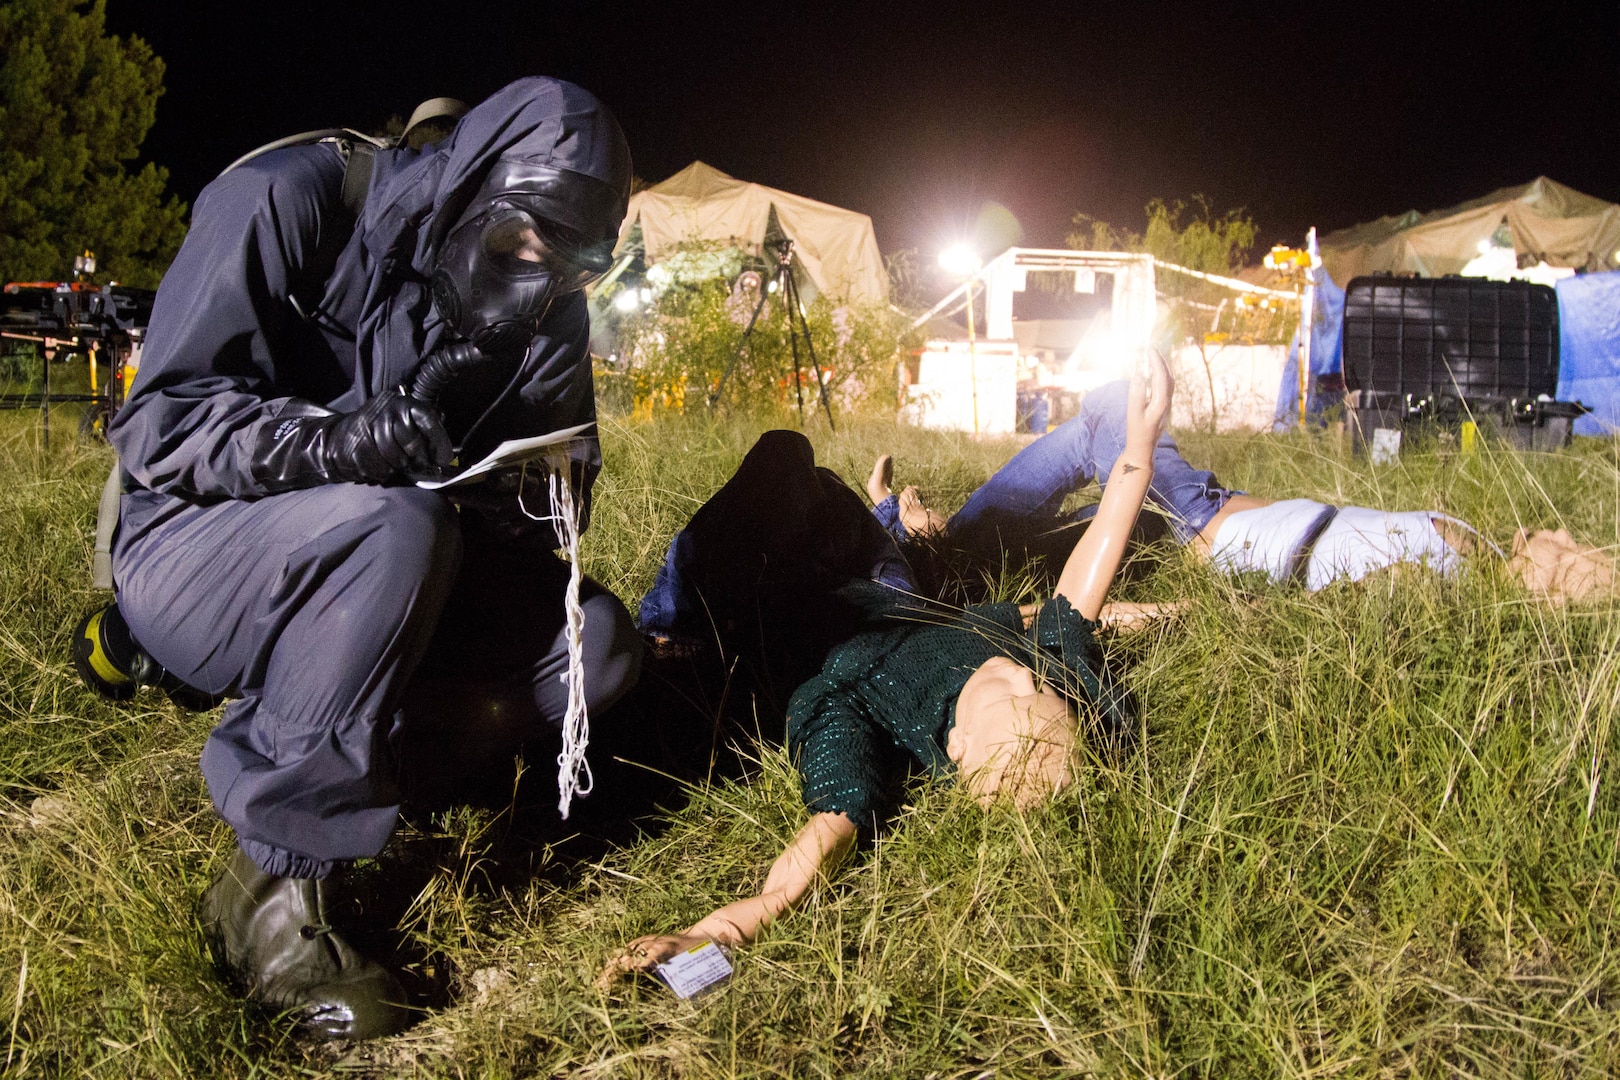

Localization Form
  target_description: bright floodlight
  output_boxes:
[613,288,641,312]
[938,244,981,277]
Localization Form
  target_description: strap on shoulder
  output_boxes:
[92,458,123,590]
[340,141,376,217]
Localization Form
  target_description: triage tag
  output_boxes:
[654,940,733,998]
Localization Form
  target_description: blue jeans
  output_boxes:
[877,380,1233,553]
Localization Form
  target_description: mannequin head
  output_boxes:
[1509,527,1615,604]
[949,656,1079,809]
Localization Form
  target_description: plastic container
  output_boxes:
[1016,388,1051,434]
[1342,275,1583,452]
[1342,275,1559,401]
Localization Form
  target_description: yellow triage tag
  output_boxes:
[654,940,733,998]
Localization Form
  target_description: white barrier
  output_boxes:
[901,340,1021,434]
[1169,343,1289,432]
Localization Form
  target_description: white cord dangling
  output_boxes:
[518,452,592,819]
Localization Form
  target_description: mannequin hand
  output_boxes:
[1508,527,1615,604]
[1123,349,1174,461]
[597,934,712,988]
[596,814,856,990]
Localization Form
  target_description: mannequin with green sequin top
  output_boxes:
[600,349,1175,987]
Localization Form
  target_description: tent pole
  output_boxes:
[1298,226,1318,431]
[966,281,980,435]
[783,261,807,423]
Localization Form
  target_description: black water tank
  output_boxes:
[1341,275,1559,401]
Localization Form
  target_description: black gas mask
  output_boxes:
[430,158,625,354]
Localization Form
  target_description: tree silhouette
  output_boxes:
[0,0,186,288]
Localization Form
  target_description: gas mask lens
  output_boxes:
[480,209,603,292]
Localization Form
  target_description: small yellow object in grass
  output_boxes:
[1461,420,1478,455]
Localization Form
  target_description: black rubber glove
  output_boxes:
[252,392,454,492]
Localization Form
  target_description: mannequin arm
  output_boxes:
[599,812,858,985]
[1054,352,1174,620]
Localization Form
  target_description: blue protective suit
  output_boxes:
[107,78,642,879]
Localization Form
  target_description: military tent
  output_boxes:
[1318,176,1620,283]
[614,161,889,306]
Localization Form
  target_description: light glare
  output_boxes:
[938,244,981,277]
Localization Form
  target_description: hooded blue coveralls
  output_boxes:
[107,79,643,880]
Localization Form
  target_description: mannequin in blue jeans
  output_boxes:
[868,380,1614,603]
[632,381,1193,729]
[632,380,1213,665]
[872,378,1230,555]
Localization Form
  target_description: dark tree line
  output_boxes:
[0,0,186,289]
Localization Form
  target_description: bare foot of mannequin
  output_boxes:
[866,455,894,505]
[869,455,948,536]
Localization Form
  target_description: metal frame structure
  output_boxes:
[0,328,134,449]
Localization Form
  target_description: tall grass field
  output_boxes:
[1,404,1618,1078]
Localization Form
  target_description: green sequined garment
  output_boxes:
[785,581,1129,828]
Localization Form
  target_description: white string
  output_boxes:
[518,451,592,819]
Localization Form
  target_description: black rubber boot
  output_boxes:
[199,848,412,1040]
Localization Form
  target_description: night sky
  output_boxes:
[107,1,1620,277]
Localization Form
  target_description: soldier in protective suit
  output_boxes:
[106,78,643,1038]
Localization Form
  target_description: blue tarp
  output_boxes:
[1555,271,1620,436]
[1272,269,1345,429]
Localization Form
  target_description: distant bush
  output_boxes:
[599,266,918,423]
[1069,196,1293,347]
[0,340,42,391]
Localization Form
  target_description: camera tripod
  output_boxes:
[707,238,836,430]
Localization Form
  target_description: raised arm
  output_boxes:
[599,811,857,984]
[1053,350,1174,619]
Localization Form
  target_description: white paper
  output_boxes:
[655,940,733,998]
[1370,427,1402,466]
[416,423,593,490]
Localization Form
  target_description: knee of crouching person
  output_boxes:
[356,486,463,588]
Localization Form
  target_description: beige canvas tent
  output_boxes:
[614,161,889,306]
[1319,176,1620,283]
